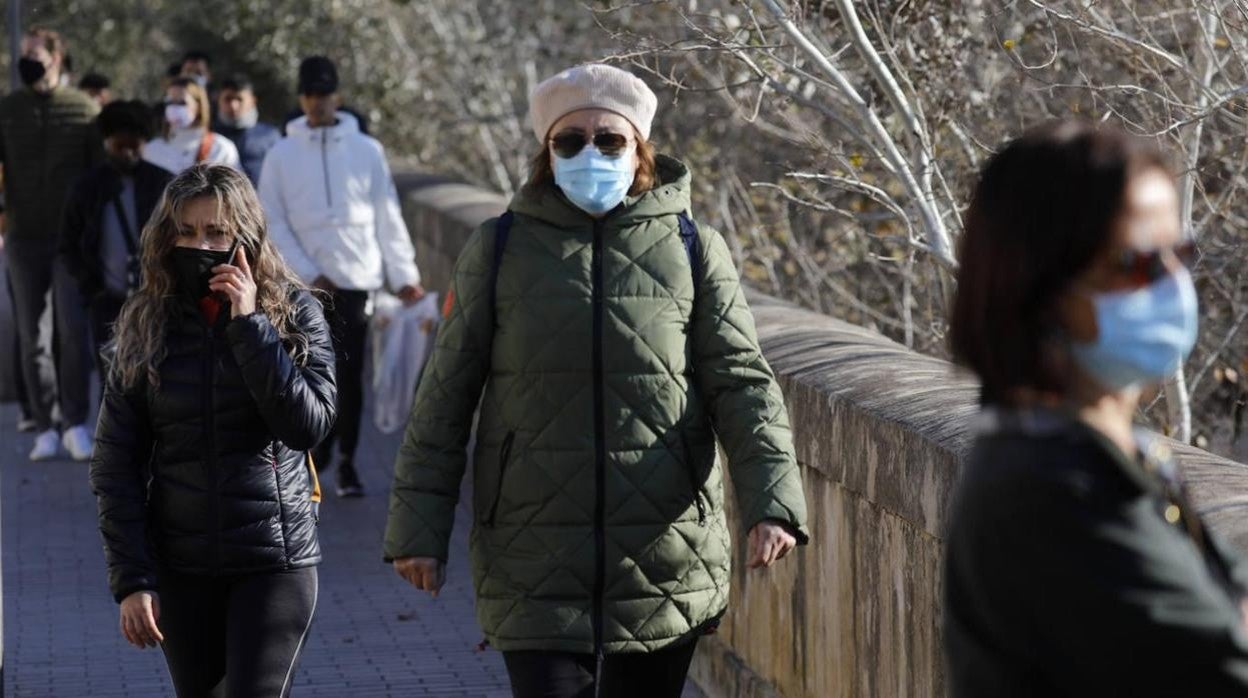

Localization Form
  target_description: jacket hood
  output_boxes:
[508,153,692,229]
[285,111,362,141]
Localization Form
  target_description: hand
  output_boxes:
[210,246,258,318]
[746,520,798,569]
[119,591,164,648]
[312,275,337,292]
[397,284,426,306]
[393,556,446,597]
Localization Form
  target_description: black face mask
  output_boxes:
[18,58,47,87]
[170,242,237,301]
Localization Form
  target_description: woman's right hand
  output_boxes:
[119,591,164,649]
[393,557,446,598]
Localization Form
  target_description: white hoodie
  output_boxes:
[258,113,420,292]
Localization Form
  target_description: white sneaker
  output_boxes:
[62,425,94,462]
[29,430,61,461]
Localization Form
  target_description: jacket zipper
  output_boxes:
[591,218,607,670]
[320,130,333,207]
[484,431,516,527]
[204,322,222,571]
[271,440,290,562]
[680,432,708,526]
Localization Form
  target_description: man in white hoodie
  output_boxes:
[259,56,423,497]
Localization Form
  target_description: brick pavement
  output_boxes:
[1,396,703,697]
[0,393,511,697]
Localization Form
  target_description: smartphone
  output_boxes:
[213,238,244,301]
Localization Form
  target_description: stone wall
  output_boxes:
[396,175,1248,698]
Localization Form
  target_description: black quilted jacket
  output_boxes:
[90,288,336,602]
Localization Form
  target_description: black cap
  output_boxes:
[298,56,338,95]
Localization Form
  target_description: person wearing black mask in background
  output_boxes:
[60,101,174,379]
[0,27,101,462]
[214,76,280,186]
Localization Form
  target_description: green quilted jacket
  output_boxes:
[384,155,809,654]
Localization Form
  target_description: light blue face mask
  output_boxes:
[552,145,635,215]
[1070,268,1199,391]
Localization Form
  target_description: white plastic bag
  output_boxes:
[371,291,440,434]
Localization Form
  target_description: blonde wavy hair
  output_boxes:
[111,164,311,390]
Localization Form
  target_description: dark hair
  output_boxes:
[218,75,254,93]
[24,28,65,57]
[527,133,658,196]
[78,72,110,91]
[297,55,339,95]
[165,61,183,79]
[98,100,156,140]
[949,120,1171,406]
[181,50,211,66]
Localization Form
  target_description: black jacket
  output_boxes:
[90,289,337,602]
[943,409,1248,697]
[59,160,174,298]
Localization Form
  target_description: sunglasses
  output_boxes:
[1112,240,1197,286]
[550,130,632,159]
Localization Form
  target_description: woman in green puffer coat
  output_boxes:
[384,64,809,698]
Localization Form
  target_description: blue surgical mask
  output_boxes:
[552,145,634,215]
[1070,268,1199,391]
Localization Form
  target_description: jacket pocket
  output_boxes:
[484,431,515,528]
[680,432,708,526]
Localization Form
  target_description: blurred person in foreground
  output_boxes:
[60,100,174,378]
[0,27,100,461]
[384,63,808,697]
[91,164,334,697]
[260,55,422,498]
[213,75,280,186]
[145,77,239,174]
[944,120,1248,696]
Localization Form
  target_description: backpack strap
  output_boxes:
[196,131,215,164]
[677,212,701,303]
[490,211,514,315]
[306,452,322,522]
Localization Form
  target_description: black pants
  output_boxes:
[158,566,318,698]
[503,638,699,698]
[6,240,90,430]
[88,291,126,382]
[313,289,369,469]
[4,273,32,418]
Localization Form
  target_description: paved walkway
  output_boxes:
[0,391,511,697]
[1,365,704,698]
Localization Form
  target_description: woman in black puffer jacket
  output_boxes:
[90,164,336,697]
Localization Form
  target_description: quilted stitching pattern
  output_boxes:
[385,155,808,653]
